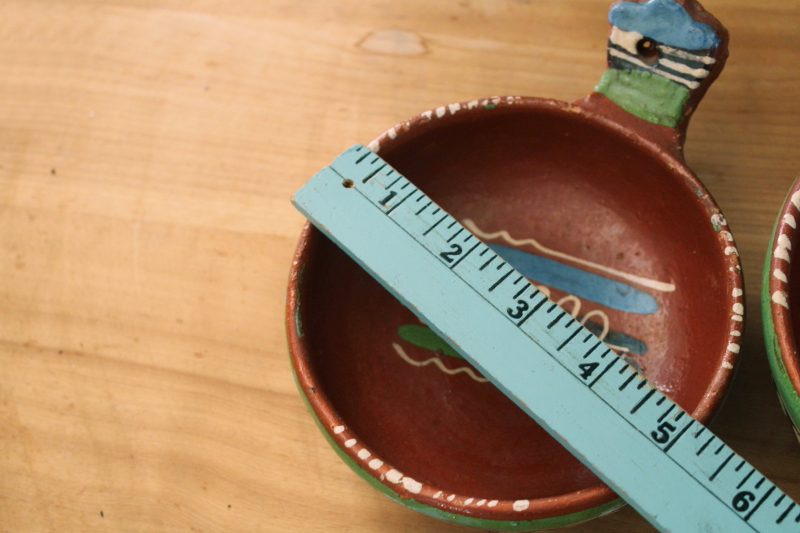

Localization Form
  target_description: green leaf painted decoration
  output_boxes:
[397,324,463,359]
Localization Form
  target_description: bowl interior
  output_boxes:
[295,103,735,514]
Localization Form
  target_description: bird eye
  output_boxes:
[636,37,659,63]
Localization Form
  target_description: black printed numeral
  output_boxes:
[507,299,530,319]
[732,491,755,513]
[578,362,599,380]
[439,244,463,263]
[651,421,677,444]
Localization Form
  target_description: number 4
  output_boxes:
[578,362,599,380]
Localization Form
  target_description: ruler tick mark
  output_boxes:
[619,373,637,391]
[697,436,715,456]
[583,341,602,358]
[385,189,417,215]
[355,151,370,164]
[416,201,432,215]
[447,228,464,242]
[663,419,694,453]
[517,297,546,327]
[361,164,386,183]
[387,176,403,189]
[513,275,524,286]
[447,219,458,229]
[630,389,656,414]
[513,284,529,299]
[714,443,726,455]
[489,271,513,292]
[709,452,734,481]
[479,255,496,271]
[745,485,775,521]
[583,333,593,343]
[658,404,676,423]
[547,310,566,329]
[557,327,582,351]
[737,470,755,489]
[450,242,481,270]
[589,358,621,388]
[636,379,648,390]
[423,214,448,236]
[776,502,795,523]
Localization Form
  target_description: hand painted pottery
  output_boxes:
[763,175,800,445]
[287,0,743,529]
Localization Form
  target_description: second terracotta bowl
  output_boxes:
[763,174,800,444]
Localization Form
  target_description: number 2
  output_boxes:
[440,244,463,263]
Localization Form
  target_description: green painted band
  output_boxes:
[595,68,689,127]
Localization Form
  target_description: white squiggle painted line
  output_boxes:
[581,310,610,341]
[536,285,551,298]
[392,343,489,383]
[557,295,581,317]
[554,293,630,353]
[463,219,676,293]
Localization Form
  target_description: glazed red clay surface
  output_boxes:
[292,101,736,516]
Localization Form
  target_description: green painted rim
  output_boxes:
[290,364,624,530]
[761,187,800,437]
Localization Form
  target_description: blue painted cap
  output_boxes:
[609,0,720,50]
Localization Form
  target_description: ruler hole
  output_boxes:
[342,179,355,188]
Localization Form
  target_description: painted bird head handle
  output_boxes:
[587,0,728,152]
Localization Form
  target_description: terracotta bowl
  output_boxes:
[287,1,743,529]
[763,174,800,444]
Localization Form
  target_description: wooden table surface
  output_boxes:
[0,1,798,531]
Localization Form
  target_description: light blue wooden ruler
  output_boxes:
[292,144,799,533]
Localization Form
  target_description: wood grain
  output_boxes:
[0,1,797,531]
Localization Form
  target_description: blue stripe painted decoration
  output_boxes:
[609,0,719,50]
[487,243,658,314]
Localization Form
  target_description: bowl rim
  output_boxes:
[286,96,745,526]
[763,174,800,433]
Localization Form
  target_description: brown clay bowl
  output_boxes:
[763,174,800,444]
[287,1,743,529]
